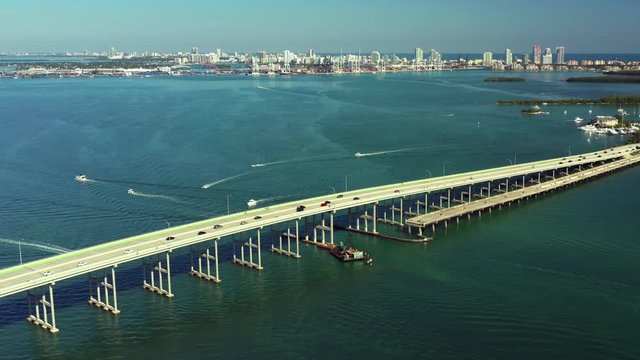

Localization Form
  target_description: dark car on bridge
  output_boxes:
[197,231,206,235]
[166,236,175,241]
[296,205,306,212]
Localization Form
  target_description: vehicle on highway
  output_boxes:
[123,249,132,254]
[76,261,86,267]
[197,231,206,235]
[321,201,331,207]
[166,236,175,241]
[214,224,223,229]
[254,215,262,220]
[336,194,343,198]
[394,190,400,193]
[353,197,360,200]
[296,205,306,212]
[42,271,54,276]
[240,221,248,225]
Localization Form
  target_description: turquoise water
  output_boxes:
[1,71,639,359]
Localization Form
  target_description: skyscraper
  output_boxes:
[415,48,424,65]
[371,51,381,64]
[522,53,530,65]
[483,51,493,66]
[533,44,542,64]
[505,49,513,66]
[555,46,565,64]
[542,48,553,65]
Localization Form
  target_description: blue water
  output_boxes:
[1,71,639,359]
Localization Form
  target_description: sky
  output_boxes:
[1,0,639,54]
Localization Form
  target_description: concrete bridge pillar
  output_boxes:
[373,204,378,234]
[233,230,264,270]
[190,238,222,283]
[143,252,174,298]
[89,265,121,314]
[27,283,59,333]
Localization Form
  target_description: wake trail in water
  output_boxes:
[127,189,181,202]
[250,160,291,168]
[0,237,71,254]
[355,147,424,158]
[202,172,251,189]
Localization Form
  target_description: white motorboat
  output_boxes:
[574,117,583,123]
[247,199,257,207]
[74,174,88,182]
[355,152,365,157]
[127,189,135,195]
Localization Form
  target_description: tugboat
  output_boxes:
[74,174,88,182]
[330,242,373,265]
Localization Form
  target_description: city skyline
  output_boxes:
[1,0,639,53]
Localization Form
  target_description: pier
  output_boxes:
[0,144,638,333]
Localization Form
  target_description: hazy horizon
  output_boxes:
[1,0,639,54]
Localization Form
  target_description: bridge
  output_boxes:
[1,144,639,333]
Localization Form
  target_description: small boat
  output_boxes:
[247,199,257,207]
[127,189,135,195]
[330,242,371,263]
[355,152,365,157]
[574,117,583,123]
[521,105,543,115]
[74,174,88,182]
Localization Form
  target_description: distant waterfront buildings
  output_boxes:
[415,48,424,65]
[533,44,542,64]
[555,46,565,64]
[522,53,530,65]
[542,48,553,65]
[371,51,381,64]
[483,51,493,66]
[505,49,513,66]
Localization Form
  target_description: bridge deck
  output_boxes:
[406,155,640,228]
[0,144,638,298]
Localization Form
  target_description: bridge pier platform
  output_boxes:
[272,221,301,258]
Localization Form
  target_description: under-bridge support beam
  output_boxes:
[233,230,263,270]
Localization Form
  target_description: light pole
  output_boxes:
[345,174,351,192]
[425,169,432,179]
[507,159,513,166]
[18,240,23,265]
[442,161,450,176]
[164,220,171,228]
[514,153,517,165]
[226,194,232,215]
[328,185,336,194]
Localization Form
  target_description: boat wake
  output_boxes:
[250,160,290,168]
[355,147,421,158]
[127,189,180,202]
[0,237,71,254]
[202,172,251,189]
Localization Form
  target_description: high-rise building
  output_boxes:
[371,51,381,64]
[533,44,542,64]
[415,47,424,64]
[505,49,513,66]
[483,51,493,66]
[216,48,222,57]
[283,50,294,63]
[522,53,530,65]
[429,49,441,63]
[308,49,314,58]
[191,46,199,55]
[542,48,553,65]
[555,46,565,64]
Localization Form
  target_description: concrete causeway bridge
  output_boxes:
[1,144,639,333]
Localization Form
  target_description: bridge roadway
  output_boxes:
[406,153,640,228]
[0,144,638,298]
